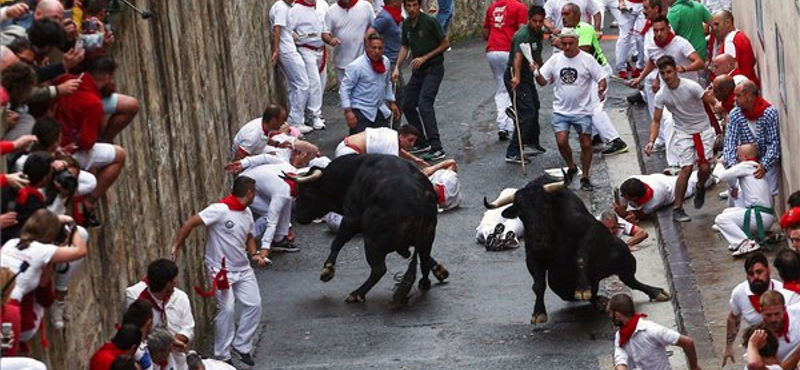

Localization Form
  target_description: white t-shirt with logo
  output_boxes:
[198,203,255,272]
[324,1,375,69]
[645,35,699,83]
[270,0,298,55]
[539,50,608,116]
[653,78,710,134]
[1,239,58,301]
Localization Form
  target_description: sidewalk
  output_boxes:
[626,101,771,369]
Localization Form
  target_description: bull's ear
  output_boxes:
[501,205,519,219]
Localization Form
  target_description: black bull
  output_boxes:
[287,154,449,303]
[485,176,670,324]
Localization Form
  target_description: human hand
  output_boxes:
[0,212,19,229]
[410,57,427,70]
[170,244,181,262]
[628,78,641,89]
[57,78,81,96]
[62,19,79,40]
[271,50,279,66]
[252,253,269,268]
[344,110,357,128]
[173,335,189,352]
[4,3,29,19]
[63,47,86,72]
[749,329,767,349]
[644,142,654,156]
[624,212,638,224]
[5,173,29,189]
[511,75,520,90]
[722,345,735,366]
[103,31,115,46]
[598,86,607,102]
[51,160,68,172]
[391,69,400,83]
[754,163,766,179]
[13,135,37,151]
[329,37,342,46]
[59,143,79,155]
[224,161,244,174]
[5,110,20,128]
[651,78,661,93]
[390,102,401,120]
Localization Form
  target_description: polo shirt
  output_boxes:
[401,12,445,69]
[667,0,712,60]
[372,8,402,62]
[484,0,528,53]
[576,21,607,67]
[507,25,543,84]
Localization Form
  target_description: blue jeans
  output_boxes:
[436,0,454,33]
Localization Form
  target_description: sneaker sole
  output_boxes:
[601,147,629,156]
[271,247,300,253]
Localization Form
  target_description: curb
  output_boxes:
[625,104,717,363]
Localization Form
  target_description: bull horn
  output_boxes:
[484,192,515,209]
[294,168,323,184]
[542,182,566,193]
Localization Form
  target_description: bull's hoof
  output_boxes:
[418,278,431,291]
[345,294,365,303]
[651,289,672,302]
[574,289,592,301]
[433,264,449,282]
[320,263,336,282]
[530,313,548,324]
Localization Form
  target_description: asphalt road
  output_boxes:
[246,32,649,370]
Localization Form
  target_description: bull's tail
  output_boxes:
[393,250,418,304]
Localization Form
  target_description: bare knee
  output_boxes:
[116,94,140,116]
[114,145,127,164]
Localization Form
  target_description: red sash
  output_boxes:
[691,133,708,165]
[434,184,446,206]
[193,258,230,298]
[344,137,363,154]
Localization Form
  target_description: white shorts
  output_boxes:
[73,143,117,170]
[672,128,714,167]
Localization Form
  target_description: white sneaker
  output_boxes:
[294,124,314,134]
[50,300,66,330]
[732,240,761,257]
[312,118,326,130]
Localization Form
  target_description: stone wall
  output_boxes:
[30,0,519,368]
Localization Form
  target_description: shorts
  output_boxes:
[73,143,117,170]
[551,112,592,134]
[102,93,119,115]
[673,128,714,167]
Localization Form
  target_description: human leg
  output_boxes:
[486,51,513,134]
[100,93,139,142]
[505,76,540,158]
[418,65,445,152]
[436,0,454,33]
[298,48,325,128]
[279,52,311,126]
[402,71,427,147]
[213,270,237,360]
[614,10,637,73]
[231,269,263,355]
[715,207,749,249]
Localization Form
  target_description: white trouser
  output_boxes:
[614,3,645,72]
[644,75,678,166]
[298,47,324,120]
[714,207,776,248]
[319,52,328,94]
[279,51,310,126]
[213,268,262,359]
[0,358,47,370]
[600,0,622,25]
[55,226,88,292]
[590,64,621,142]
[485,51,514,133]
[253,195,293,248]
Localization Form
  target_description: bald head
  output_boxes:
[737,143,759,162]
[713,53,736,76]
[34,0,65,22]
[712,74,735,101]
[740,80,759,96]
[734,80,760,111]
[561,3,581,27]
[711,10,735,39]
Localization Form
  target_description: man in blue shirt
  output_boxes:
[339,33,400,134]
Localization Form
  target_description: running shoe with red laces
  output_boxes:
[618,71,628,79]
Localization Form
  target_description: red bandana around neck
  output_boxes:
[633,183,654,206]
[434,184,446,206]
[742,97,771,121]
[618,313,648,346]
[785,281,800,295]
[722,92,736,113]
[282,173,299,198]
[219,195,247,211]
[295,0,315,6]
[339,0,358,9]
[640,20,652,36]
[655,31,675,48]
[384,5,403,24]
[776,312,791,343]
[748,281,773,313]
[15,186,45,205]
[138,284,171,325]
[369,56,386,74]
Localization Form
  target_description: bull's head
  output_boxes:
[283,168,329,224]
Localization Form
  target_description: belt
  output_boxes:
[743,205,774,241]
[298,44,324,51]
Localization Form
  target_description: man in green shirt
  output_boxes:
[393,0,450,162]
[667,0,712,61]
[561,3,629,156]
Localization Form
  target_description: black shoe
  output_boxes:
[271,238,300,253]
[580,178,594,191]
[233,348,255,366]
[422,149,446,162]
[672,208,691,222]
[505,154,530,164]
[409,144,431,154]
[601,139,629,156]
[524,144,546,156]
[498,131,510,141]
[591,135,603,146]
[486,224,505,251]
[564,167,579,185]
[627,92,645,105]
[83,209,102,228]
[693,185,706,209]
[500,231,519,250]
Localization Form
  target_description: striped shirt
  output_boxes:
[724,105,780,171]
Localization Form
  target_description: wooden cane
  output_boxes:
[510,67,527,175]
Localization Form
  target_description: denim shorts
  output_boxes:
[550,112,592,134]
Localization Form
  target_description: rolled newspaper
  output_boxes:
[519,43,539,77]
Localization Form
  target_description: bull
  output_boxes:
[287,154,449,304]
[484,176,670,324]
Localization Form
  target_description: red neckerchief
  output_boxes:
[780,208,800,229]
[137,283,171,325]
[15,186,45,205]
[776,311,791,343]
[369,55,386,74]
[722,92,736,112]
[633,183,654,206]
[618,313,648,346]
[742,96,771,121]
[640,19,652,36]
[785,281,800,295]
[434,184,446,206]
[744,157,759,163]
[339,0,358,9]
[384,5,403,24]
[655,31,675,48]
[748,281,774,313]
[283,173,299,198]
[295,0,315,6]
[219,195,247,211]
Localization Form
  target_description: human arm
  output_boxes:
[613,332,631,370]
[339,66,359,129]
[778,334,800,370]
[626,225,648,247]
[723,311,742,366]
[511,50,524,90]
[172,294,195,351]
[0,212,18,228]
[272,25,282,65]
[0,2,29,21]
[643,108,663,155]
[534,58,550,86]
[598,78,607,102]
[676,335,701,370]
[593,12,602,36]
[718,162,757,183]
[760,110,781,174]
[392,45,409,83]
[50,223,88,263]
[170,215,204,261]
[0,135,37,155]
[677,51,704,74]
[722,114,739,167]
[746,329,769,370]
[247,233,269,268]
[400,149,429,168]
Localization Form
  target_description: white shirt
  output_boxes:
[240,162,296,216]
[1,240,58,301]
[645,35,699,83]
[653,78,710,134]
[596,216,636,238]
[779,288,800,307]
[729,279,783,325]
[545,0,601,30]
[777,304,800,361]
[232,118,267,157]
[324,0,375,69]
[717,161,772,208]
[289,2,325,48]
[125,282,195,341]
[539,50,607,116]
[365,127,399,155]
[621,174,677,215]
[270,0,298,54]
[429,169,461,211]
[613,319,681,370]
[198,203,255,272]
[202,358,238,370]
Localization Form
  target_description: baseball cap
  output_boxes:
[557,27,579,39]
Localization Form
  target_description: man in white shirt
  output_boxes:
[333,125,427,166]
[125,259,195,370]
[643,54,715,222]
[759,290,800,362]
[421,159,461,212]
[170,177,268,366]
[613,0,646,79]
[544,0,602,35]
[323,0,376,84]
[615,172,702,222]
[270,0,314,133]
[289,0,328,130]
[714,144,774,256]
[609,293,701,370]
[231,105,288,161]
[723,252,783,366]
[629,15,704,87]
[535,27,608,191]
[598,209,648,250]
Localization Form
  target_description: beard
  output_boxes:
[750,279,769,295]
